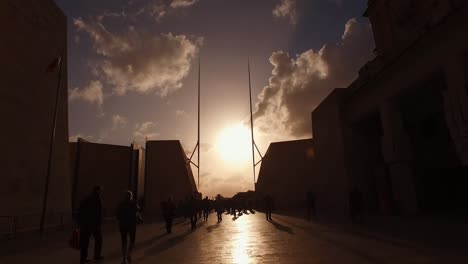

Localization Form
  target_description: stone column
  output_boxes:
[443,57,468,166]
[379,101,419,214]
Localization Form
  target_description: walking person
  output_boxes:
[162,198,175,234]
[306,190,316,221]
[189,194,198,230]
[78,186,104,264]
[202,196,210,221]
[215,197,223,222]
[264,194,273,221]
[116,190,139,264]
[349,188,363,223]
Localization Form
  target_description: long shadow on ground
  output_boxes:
[206,223,220,233]
[267,219,294,234]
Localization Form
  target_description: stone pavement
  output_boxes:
[1,211,467,264]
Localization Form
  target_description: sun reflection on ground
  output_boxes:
[232,216,253,264]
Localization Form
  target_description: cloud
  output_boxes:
[69,133,102,143]
[69,134,84,142]
[253,18,375,138]
[147,3,167,21]
[112,0,201,23]
[69,80,104,106]
[133,121,159,142]
[112,114,128,130]
[74,18,202,97]
[170,0,200,8]
[175,109,188,118]
[273,0,298,25]
[200,142,213,152]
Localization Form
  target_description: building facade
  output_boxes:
[144,140,197,216]
[0,0,70,232]
[70,139,144,217]
[256,139,314,211]
[311,0,468,218]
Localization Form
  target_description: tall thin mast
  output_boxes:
[248,59,263,191]
[197,57,200,190]
[248,59,256,189]
[188,58,201,192]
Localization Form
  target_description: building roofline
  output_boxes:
[363,0,374,17]
[146,140,181,143]
[269,138,313,146]
[71,139,131,149]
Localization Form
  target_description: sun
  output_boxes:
[216,123,252,165]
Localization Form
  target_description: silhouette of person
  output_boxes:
[202,196,210,221]
[78,186,103,263]
[264,194,273,221]
[161,197,175,234]
[231,199,237,217]
[189,194,198,230]
[215,197,223,222]
[349,188,363,222]
[306,190,316,221]
[116,190,139,264]
[197,197,203,220]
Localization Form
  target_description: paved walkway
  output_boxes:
[1,212,467,264]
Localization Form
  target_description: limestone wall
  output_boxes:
[0,0,71,232]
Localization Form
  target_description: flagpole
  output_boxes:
[40,54,64,233]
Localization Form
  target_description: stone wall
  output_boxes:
[0,0,71,232]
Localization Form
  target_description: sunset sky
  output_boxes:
[56,0,375,198]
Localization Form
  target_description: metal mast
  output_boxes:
[248,58,263,190]
[188,57,201,190]
[197,57,200,189]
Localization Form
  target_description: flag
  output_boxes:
[46,56,62,73]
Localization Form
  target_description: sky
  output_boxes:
[55,0,375,198]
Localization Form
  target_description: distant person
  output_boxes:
[215,197,223,222]
[349,188,363,222]
[264,194,273,221]
[202,196,210,221]
[189,195,198,230]
[232,200,237,217]
[78,186,103,264]
[116,190,139,264]
[161,198,176,234]
[306,191,316,221]
[183,197,190,220]
[198,198,203,220]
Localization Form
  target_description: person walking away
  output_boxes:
[202,196,210,221]
[264,194,273,221]
[349,188,363,223]
[215,197,223,222]
[162,198,175,234]
[306,190,316,221]
[78,186,104,263]
[116,190,139,264]
[197,197,203,220]
[189,195,198,230]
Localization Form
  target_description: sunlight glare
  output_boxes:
[216,123,252,165]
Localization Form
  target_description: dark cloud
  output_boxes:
[253,18,375,138]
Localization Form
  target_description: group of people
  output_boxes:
[77,187,276,264]
[77,186,139,264]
